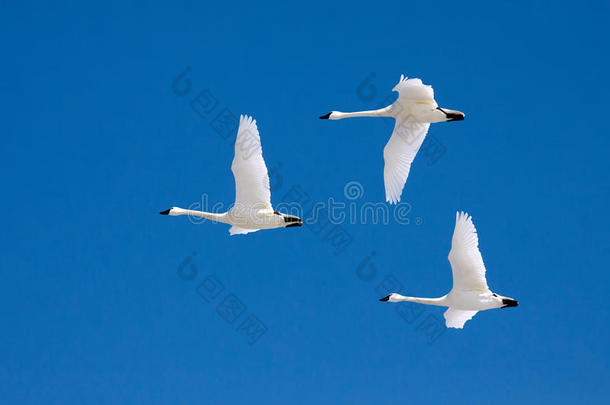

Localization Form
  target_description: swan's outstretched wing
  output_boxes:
[448,211,489,292]
[444,308,478,329]
[231,115,272,210]
[383,120,430,204]
[393,75,435,105]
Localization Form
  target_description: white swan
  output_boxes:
[160,115,302,235]
[320,75,464,204]
[379,212,518,329]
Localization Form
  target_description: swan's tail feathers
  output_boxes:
[229,226,260,236]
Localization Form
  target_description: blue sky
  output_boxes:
[1,0,609,403]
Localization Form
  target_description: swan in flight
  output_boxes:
[320,75,464,204]
[160,115,303,235]
[379,212,518,329]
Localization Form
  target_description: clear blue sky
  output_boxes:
[1,1,609,403]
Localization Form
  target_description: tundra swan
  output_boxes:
[160,115,302,235]
[379,212,518,328]
[320,75,464,204]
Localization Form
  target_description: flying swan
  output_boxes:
[160,115,303,235]
[379,212,518,328]
[320,75,464,204]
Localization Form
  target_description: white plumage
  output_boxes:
[383,120,431,204]
[449,211,489,292]
[160,115,302,235]
[380,212,518,329]
[231,115,272,211]
[321,74,464,204]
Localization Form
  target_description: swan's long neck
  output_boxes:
[333,106,393,119]
[393,295,447,307]
[172,208,229,224]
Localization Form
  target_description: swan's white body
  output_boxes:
[380,212,518,328]
[160,115,302,235]
[321,75,464,204]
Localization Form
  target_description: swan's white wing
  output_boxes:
[231,115,272,210]
[380,75,436,203]
[448,211,489,292]
[229,226,260,236]
[444,308,478,329]
[393,75,435,104]
[383,120,430,204]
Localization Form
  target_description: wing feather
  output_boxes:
[392,75,435,103]
[448,212,489,291]
[229,226,260,236]
[383,120,430,204]
[231,115,272,210]
[444,308,478,329]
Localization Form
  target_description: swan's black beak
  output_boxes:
[437,107,464,121]
[502,298,518,308]
[319,112,331,119]
[160,209,171,215]
[379,295,391,302]
[446,112,465,121]
[284,216,303,228]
